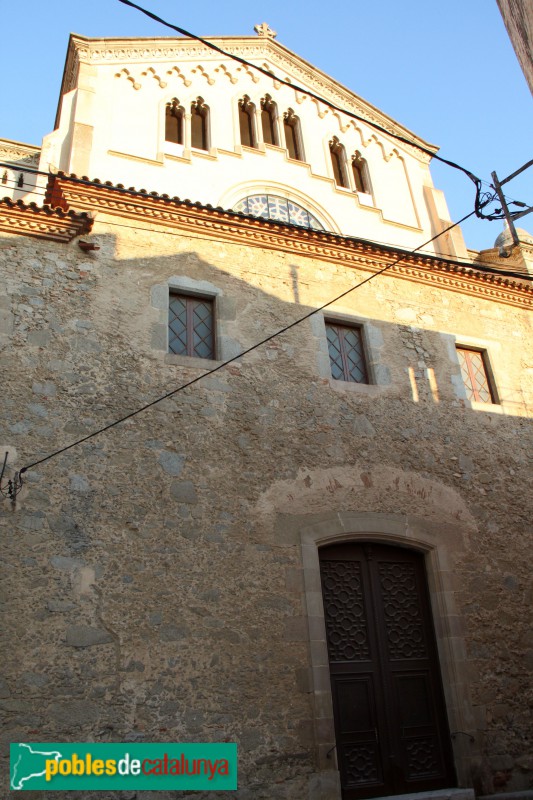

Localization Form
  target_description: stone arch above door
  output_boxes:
[294,511,478,797]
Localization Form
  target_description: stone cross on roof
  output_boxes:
[254,22,277,39]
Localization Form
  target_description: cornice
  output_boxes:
[59,34,435,163]
[0,138,41,166]
[0,197,93,242]
[44,173,532,310]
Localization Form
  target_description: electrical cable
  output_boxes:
[1,175,531,281]
[1,10,530,485]
[115,0,485,212]
[3,0,530,227]
[5,173,520,225]
[17,207,486,479]
[91,216,533,282]
[1,177,532,280]
[0,170,512,225]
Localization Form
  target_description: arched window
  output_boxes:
[233,194,325,231]
[261,95,278,145]
[1,170,8,185]
[352,151,371,194]
[17,173,24,188]
[191,97,209,151]
[165,98,184,144]
[329,137,348,188]
[283,109,303,161]
[238,95,256,148]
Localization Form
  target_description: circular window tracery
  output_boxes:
[233,194,325,231]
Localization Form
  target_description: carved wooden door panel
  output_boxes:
[319,543,456,799]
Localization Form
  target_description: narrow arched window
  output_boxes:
[165,99,184,144]
[352,151,370,194]
[17,173,24,188]
[261,95,278,145]
[238,95,256,148]
[1,170,7,185]
[283,109,303,161]
[330,137,348,188]
[191,97,209,151]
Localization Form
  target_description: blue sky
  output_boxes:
[2,0,531,250]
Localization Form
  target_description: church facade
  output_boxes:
[1,26,532,800]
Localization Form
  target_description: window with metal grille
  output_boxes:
[326,322,369,383]
[168,294,215,359]
[456,347,496,403]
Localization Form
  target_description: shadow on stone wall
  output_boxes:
[1,231,532,798]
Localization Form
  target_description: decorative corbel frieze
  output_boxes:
[0,197,93,242]
[42,173,533,310]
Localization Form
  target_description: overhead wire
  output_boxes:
[18,208,481,478]
[1,174,531,280]
[115,0,487,215]
[1,3,527,228]
[0,6,530,490]
[0,172,531,280]
[0,166,515,226]
[75,214,533,282]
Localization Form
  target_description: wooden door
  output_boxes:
[319,543,456,799]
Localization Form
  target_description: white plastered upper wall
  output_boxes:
[41,33,467,257]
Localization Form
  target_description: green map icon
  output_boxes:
[11,743,63,790]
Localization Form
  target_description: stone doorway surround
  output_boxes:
[297,511,478,799]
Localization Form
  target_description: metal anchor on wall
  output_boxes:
[0,451,23,507]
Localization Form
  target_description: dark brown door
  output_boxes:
[319,543,456,799]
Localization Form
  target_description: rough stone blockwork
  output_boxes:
[0,216,531,799]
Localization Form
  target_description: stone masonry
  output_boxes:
[0,200,532,799]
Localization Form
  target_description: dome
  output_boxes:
[494,225,533,248]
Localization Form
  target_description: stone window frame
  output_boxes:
[238,95,258,149]
[191,96,210,152]
[312,311,392,393]
[261,94,280,146]
[296,511,476,795]
[329,136,349,189]
[150,276,240,368]
[283,108,305,162]
[352,150,372,196]
[165,98,185,146]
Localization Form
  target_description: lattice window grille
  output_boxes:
[456,347,494,403]
[326,323,368,383]
[168,294,214,359]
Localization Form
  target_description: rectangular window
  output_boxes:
[326,322,369,383]
[456,347,495,403]
[168,293,214,359]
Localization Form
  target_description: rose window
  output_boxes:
[233,194,325,231]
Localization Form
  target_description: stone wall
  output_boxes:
[0,216,531,799]
[496,0,533,95]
